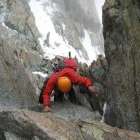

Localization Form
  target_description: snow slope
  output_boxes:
[29,0,104,65]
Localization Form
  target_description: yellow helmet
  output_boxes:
[57,76,72,93]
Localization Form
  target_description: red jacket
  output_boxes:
[43,58,92,106]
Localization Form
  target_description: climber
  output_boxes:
[42,57,97,112]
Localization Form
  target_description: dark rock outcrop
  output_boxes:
[103,0,140,131]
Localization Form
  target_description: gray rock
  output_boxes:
[51,102,101,122]
[4,132,27,140]
[0,109,140,140]
[0,0,42,108]
[103,0,140,131]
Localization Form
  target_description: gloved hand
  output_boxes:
[43,106,51,112]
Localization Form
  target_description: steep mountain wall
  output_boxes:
[29,0,104,63]
[103,0,140,131]
[0,0,41,108]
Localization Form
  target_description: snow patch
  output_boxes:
[80,30,101,64]
[101,102,107,123]
[32,71,48,78]
[2,22,9,29]
[62,23,66,31]
[0,15,5,23]
[1,22,18,33]
[95,0,105,23]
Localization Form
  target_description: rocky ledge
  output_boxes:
[0,107,140,140]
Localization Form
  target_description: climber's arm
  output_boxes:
[43,73,57,108]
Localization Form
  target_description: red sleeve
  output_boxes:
[74,74,92,87]
[60,68,92,87]
[42,72,58,107]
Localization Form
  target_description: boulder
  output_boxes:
[0,108,140,140]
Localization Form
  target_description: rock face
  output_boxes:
[0,109,140,140]
[0,0,41,108]
[56,0,103,50]
[0,0,140,139]
[103,0,140,131]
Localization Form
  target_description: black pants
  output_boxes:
[39,77,77,104]
[54,87,77,104]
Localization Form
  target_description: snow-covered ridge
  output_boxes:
[29,0,104,65]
